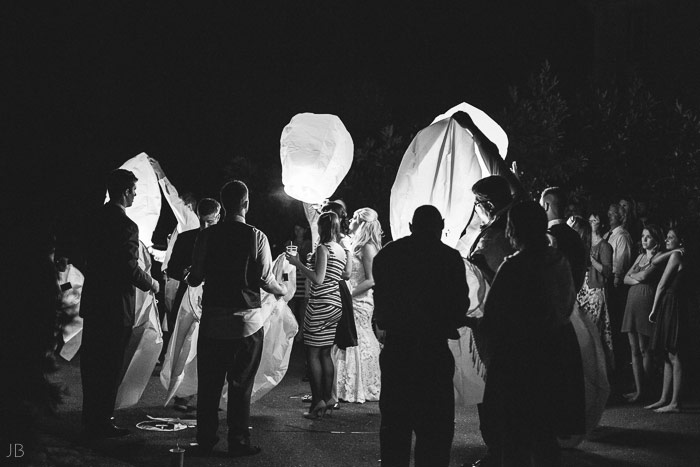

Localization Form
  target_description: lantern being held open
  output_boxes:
[390,102,509,248]
[280,113,354,204]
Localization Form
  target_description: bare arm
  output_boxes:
[452,111,525,200]
[258,237,288,297]
[341,247,352,280]
[590,241,612,279]
[649,252,681,322]
[651,248,684,266]
[629,254,663,281]
[287,245,329,285]
[624,254,643,285]
[351,244,377,297]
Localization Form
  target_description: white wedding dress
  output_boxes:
[334,254,382,403]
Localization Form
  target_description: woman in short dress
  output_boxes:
[621,224,665,402]
[334,208,382,403]
[286,212,351,419]
[646,226,689,413]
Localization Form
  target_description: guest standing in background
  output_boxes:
[646,226,689,413]
[621,224,665,402]
[540,187,587,290]
[619,196,642,246]
[334,207,383,403]
[605,202,634,391]
[572,211,615,371]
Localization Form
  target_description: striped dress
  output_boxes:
[304,242,345,347]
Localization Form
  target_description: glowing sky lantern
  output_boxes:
[390,102,510,248]
[280,113,354,204]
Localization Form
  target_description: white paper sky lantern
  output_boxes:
[280,113,354,204]
[390,102,509,248]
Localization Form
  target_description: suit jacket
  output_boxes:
[166,228,199,281]
[548,222,587,291]
[80,202,152,327]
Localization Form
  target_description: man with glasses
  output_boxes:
[463,175,515,467]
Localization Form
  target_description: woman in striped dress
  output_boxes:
[286,211,351,418]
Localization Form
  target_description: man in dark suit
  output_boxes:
[165,197,220,411]
[540,186,587,291]
[373,205,470,467]
[80,169,159,437]
[539,186,587,438]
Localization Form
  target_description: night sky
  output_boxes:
[13,1,688,248]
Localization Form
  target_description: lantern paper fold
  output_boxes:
[160,284,202,405]
[221,256,298,407]
[115,242,163,409]
[57,264,84,361]
[280,113,354,204]
[390,103,509,248]
[159,255,298,409]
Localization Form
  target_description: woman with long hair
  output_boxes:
[570,212,615,371]
[621,224,665,402]
[646,226,689,413]
[286,212,351,419]
[334,208,383,403]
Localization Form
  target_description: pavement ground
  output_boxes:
[20,342,700,466]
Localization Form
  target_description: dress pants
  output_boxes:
[379,335,455,467]
[196,328,264,449]
[80,318,132,427]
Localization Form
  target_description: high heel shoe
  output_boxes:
[324,399,339,416]
[303,400,327,420]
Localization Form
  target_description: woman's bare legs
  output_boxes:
[645,358,672,409]
[319,346,335,402]
[625,333,643,402]
[306,346,323,406]
[626,333,653,402]
[655,352,682,413]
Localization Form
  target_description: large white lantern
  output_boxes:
[280,113,354,204]
[390,102,510,248]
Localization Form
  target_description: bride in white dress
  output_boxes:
[334,207,383,403]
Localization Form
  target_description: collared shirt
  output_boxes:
[189,215,276,339]
[606,225,633,278]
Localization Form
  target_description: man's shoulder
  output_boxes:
[549,222,576,237]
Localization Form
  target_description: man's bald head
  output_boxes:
[409,205,444,239]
